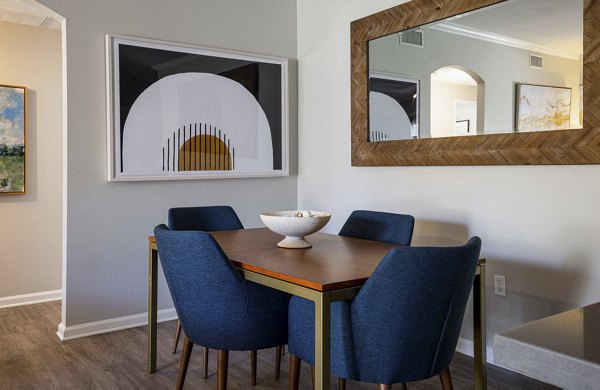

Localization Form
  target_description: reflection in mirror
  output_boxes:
[369,74,419,140]
[368,0,583,141]
[431,66,483,137]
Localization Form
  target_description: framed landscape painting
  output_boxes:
[0,84,26,194]
[516,84,572,132]
[106,35,289,181]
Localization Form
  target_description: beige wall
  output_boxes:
[0,21,62,298]
[297,0,600,361]
[430,81,477,137]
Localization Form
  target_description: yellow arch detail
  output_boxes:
[178,135,232,171]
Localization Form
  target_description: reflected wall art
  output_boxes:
[516,83,572,132]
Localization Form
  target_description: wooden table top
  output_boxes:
[149,227,398,291]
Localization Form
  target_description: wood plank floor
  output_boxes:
[0,301,558,389]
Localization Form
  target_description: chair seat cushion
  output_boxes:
[288,296,357,379]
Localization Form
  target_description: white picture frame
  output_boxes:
[106,35,289,181]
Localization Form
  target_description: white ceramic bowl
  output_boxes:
[260,210,331,248]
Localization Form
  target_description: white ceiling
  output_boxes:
[444,0,582,59]
[0,0,60,29]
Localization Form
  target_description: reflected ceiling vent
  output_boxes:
[399,29,423,48]
[529,54,544,69]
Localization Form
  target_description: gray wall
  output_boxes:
[0,21,62,298]
[35,0,298,325]
[370,27,582,135]
[297,0,600,361]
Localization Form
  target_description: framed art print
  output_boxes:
[106,35,288,180]
[0,84,26,194]
[369,73,419,141]
[516,83,572,132]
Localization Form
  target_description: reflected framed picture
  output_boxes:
[369,73,419,141]
[0,84,26,194]
[516,83,572,132]
[106,35,288,181]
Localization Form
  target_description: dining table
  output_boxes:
[147,227,487,390]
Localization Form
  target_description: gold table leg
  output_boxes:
[148,244,158,373]
[314,292,331,390]
[473,263,487,390]
[239,270,353,390]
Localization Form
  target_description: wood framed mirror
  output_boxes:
[351,0,600,165]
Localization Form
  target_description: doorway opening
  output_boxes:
[430,66,485,137]
[0,0,66,330]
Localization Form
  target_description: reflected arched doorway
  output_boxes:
[430,66,485,137]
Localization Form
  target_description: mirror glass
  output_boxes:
[368,0,583,141]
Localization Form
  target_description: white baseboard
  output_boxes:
[0,289,62,309]
[55,310,496,364]
[57,308,178,341]
[456,336,495,364]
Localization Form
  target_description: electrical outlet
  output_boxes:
[494,275,506,297]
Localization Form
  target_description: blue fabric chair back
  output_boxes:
[168,206,243,231]
[350,237,481,384]
[154,224,289,351]
[339,210,415,246]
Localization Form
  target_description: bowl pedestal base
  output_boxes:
[277,236,312,249]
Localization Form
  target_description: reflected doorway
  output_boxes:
[455,100,477,136]
[430,66,485,138]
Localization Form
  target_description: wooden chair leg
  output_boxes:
[217,350,229,390]
[251,350,257,385]
[439,366,453,390]
[378,385,392,390]
[203,347,209,379]
[311,365,315,390]
[176,336,193,390]
[289,354,301,390]
[172,320,182,354]
[339,377,346,390]
[275,345,283,378]
[176,324,210,380]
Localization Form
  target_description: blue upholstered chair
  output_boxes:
[287,237,482,390]
[154,224,291,390]
[168,206,243,358]
[339,210,415,246]
[168,206,284,383]
[168,206,243,232]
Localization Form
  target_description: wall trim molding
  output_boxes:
[457,336,495,364]
[53,308,495,366]
[56,308,177,341]
[55,310,494,364]
[0,289,62,309]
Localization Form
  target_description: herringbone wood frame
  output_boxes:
[351,0,600,166]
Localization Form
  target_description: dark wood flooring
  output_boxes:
[0,302,558,389]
